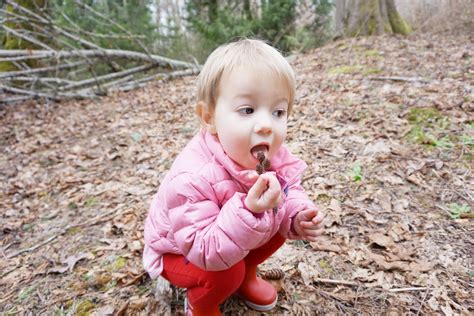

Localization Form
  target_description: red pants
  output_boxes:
[161,233,285,310]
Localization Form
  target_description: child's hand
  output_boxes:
[293,209,325,242]
[244,173,281,213]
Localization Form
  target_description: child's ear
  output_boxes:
[196,101,217,134]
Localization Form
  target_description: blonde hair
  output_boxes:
[196,39,296,115]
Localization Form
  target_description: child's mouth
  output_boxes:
[250,144,269,159]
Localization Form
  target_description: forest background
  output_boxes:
[1,0,468,62]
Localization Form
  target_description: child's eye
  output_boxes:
[238,107,254,115]
[273,109,286,118]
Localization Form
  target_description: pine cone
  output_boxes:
[261,268,285,280]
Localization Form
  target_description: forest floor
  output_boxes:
[1,31,473,315]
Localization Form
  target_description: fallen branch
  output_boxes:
[113,68,200,92]
[0,61,86,79]
[0,84,95,101]
[2,24,54,51]
[0,0,201,104]
[368,75,429,83]
[0,49,197,69]
[388,287,429,293]
[61,64,157,91]
[315,278,358,286]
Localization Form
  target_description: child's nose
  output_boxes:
[254,114,272,134]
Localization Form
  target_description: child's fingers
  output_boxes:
[314,221,325,230]
[298,209,318,222]
[305,235,319,242]
[312,211,325,224]
[248,176,269,198]
[300,220,318,230]
[265,174,281,201]
[303,227,324,238]
[247,171,260,182]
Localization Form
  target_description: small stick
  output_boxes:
[255,151,277,214]
[388,287,429,293]
[368,76,429,83]
[315,278,358,286]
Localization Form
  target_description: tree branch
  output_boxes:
[0,49,198,69]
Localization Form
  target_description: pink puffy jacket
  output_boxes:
[143,129,315,278]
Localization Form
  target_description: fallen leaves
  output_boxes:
[48,252,94,274]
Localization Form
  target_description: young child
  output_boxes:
[143,39,324,315]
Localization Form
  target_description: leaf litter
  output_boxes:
[1,32,473,315]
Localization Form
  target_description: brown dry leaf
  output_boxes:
[409,261,435,273]
[128,297,148,311]
[324,198,342,226]
[406,173,426,187]
[362,140,391,157]
[48,252,93,274]
[92,305,115,316]
[378,174,405,185]
[392,199,409,213]
[374,190,392,213]
[297,261,320,286]
[362,249,410,271]
[310,236,343,253]
[369,233,395,248]
[122,185,154,196]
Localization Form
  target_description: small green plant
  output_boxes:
[131,132,142,142]
[18,286,36,301]
[84,197,99,207]
[449,203,471,219]
[433,135,454,149]
[460,135,474,146]
[349,163,363,182]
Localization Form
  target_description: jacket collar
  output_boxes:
[201,129,307,190]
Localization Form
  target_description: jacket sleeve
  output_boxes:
[279,179,316,239]
[166,173,274,271]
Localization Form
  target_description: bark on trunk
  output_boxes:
[335,0,411,37]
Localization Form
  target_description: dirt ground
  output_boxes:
[1,31,473,315]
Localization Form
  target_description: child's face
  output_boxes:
[209,66,289,170]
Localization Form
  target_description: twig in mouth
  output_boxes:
[255,151,278,214]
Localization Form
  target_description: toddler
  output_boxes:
[143,39,324,315]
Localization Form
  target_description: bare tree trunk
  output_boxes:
[335,0,411,37]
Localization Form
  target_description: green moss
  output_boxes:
[407,108,443,125]
[318,259,334,273]
[107,256,127,271]
[362,68,383,76]
[316,193,332,204]
[367,17,378,35]
[84,197,99,207]
[328,65,363,75]
[66,226,82,235]
[364,49,381,57]
[388,6,412,35]
[73,299,95,316]
[0,0,48,71]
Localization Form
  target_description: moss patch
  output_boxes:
[328,65,363,75]
[107,256,127,271]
